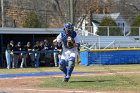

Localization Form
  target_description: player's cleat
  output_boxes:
[63,78,69,82]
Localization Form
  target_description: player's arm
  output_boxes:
[53,33,62,46]
[74,35,80,48]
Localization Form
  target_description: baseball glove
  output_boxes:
[66,36,75,49]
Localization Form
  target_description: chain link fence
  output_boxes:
[76,26,140,36]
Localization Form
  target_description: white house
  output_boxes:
[76,16,89,36]
[92,13,131,35]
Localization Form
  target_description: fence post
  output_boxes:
[139,27,140,36]
[98,36,100,49]
[84,35,85,44]
[92,26,95,35]
[107,26,109,36]
[91,26,93,35]
[124,27,126,36]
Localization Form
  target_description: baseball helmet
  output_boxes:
[64,22,74,35]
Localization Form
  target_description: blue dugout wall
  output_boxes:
[80,48,140,66]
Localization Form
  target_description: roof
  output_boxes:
[0,28,63,34]
[92,20,100,24]
[93,13,121,23]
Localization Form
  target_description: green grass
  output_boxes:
[0,64,140,92]
[0,64,140,74]
[38,74,140,92]
[74,64,140,72]
[0,67,60,74]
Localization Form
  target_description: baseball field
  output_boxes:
[0,64,140,93]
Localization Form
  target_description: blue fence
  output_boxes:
[80,49,140,66]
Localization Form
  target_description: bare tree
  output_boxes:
[74,0,114,26]
[51,0,65,22]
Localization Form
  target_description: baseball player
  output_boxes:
[5,44,11,69]
[33,41,42,68]
[9,40,16,68]
[24,41,34,67]
[53,22,80,82]
[15,41,23,68]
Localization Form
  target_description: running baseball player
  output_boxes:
[53,22,80,82]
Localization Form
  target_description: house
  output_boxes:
[92,13,131,35]
[76,16,89,36]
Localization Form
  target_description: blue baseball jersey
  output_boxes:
[56,30,80,49]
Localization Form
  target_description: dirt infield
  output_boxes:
[0,71,140,93]
[0,75,103,93]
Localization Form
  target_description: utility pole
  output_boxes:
[1,0,4,27]
[69,0,74,24]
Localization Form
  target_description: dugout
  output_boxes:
[80,48,140,66]
[0,28,62,67]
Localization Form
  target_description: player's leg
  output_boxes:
[20,54,26,68]
[67,57,75,76]
[11,54,15,68]
[5,50,11,69]
[29,53,35,67]
[53,51,59,67]
[36,53,40,68]
[65,56,75,82]
[59,50,68,74]
[64,50,77,82]
[59,59,67,75]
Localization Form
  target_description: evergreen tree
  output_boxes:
[130,15,140,36]
[96,16,122,36]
